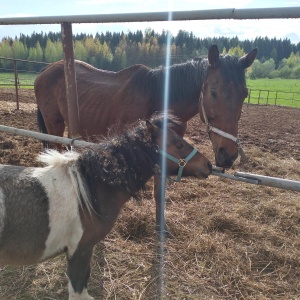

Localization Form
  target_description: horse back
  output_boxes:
[34,60,154,139]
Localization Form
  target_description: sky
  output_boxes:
[1,0,300,44]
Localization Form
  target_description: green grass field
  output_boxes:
[247,78,300,92]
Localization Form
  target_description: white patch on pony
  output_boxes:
[68,281,95,300]
[38,149,94,214]
[32,150,87,260]
[0,187,6,239]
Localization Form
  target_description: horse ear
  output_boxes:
[146,120,158,136]
[208,44,220,68]
[239,48,258,69]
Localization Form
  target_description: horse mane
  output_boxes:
[129,55,246,105]
[130,60,208,106]
[37,150,93,214]
[77,113,182,215]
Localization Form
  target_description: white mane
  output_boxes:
[37,149,80,167]
[37,149,93,215]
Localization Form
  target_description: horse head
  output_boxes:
[146,115,212,179]
[199,45,257,168]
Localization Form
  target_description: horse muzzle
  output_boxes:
[215,147,238,168]
[194,161,212,179]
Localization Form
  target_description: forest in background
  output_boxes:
[0,29,300,78]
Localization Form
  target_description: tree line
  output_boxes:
[0,29,299,79]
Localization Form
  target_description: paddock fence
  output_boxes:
[247,88,300,107]
[0,57,48,109]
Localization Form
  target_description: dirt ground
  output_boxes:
[0,89,299,300]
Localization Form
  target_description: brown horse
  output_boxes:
[34,45,257,231]
[0,113,212,299]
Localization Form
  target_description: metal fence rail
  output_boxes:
[1,123,300,193]
[1,7,300,25]
[212,168,300,192]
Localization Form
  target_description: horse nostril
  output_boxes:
[216,147,236,168]
[219,147,226,156]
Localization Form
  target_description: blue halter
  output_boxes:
[158,148,198,182]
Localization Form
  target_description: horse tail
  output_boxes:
[37,107,49,148]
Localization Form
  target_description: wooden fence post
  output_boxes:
[61,22,80,138]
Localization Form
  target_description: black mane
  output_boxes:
[130,54,245,108]
[130,59,208,106]
[77,113,183,213]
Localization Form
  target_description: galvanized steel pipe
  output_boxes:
[0,125,94,148]
[212,169,300,192]
[0,7,300,25]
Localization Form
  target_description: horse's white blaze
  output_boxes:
[68,282,94,300]
[0,187,6,239]
[32,151,85,260]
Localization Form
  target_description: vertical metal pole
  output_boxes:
[247,89,251,105]
[13,59,19,110]
[61,22,80,138]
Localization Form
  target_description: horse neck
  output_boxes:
[149,60,208,121]
[78,130,158,207]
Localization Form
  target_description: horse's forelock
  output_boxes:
[149,112,184,132]
[220,55,246,84]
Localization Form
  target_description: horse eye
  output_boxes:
[176,142,184,149]
[211,90,217,98]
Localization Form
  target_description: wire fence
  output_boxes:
[0,57,48,87]
[0,57,49,109]
[247,88,300,108]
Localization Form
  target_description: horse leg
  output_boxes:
[43,111,66,149]
[153,175,168,236]
[67,246,94,300]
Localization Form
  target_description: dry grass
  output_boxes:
[0,89,299,299]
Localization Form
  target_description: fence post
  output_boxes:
[247,89,251,105]
[61,22,80,138]
[13,59,19,110]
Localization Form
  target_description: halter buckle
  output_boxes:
[178,159,187,167]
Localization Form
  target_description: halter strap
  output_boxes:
[200,92,239,144]
[200,90,246,160]
[158,148,198,182]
